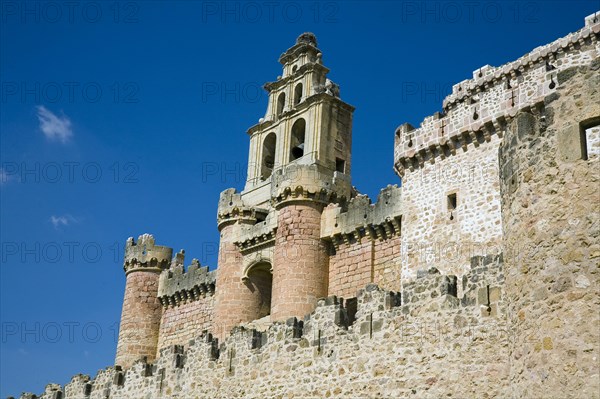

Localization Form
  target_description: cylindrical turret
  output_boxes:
[271,199,329,321]
[115,234,172,368]
[213,189,272,339]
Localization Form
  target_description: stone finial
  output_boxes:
[296,32,317,47]
[137,233,155,246]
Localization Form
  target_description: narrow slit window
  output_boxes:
[580,125,589,161]
[447,193,457,211]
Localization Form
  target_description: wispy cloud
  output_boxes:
[36,105,73,143]
[50,214,80,229]
[0,167,14,185]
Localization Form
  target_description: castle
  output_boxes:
[19,12,599,399]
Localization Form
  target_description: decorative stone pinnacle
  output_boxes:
[296,32,317,47]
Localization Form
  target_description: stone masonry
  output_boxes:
[19,13,600,399]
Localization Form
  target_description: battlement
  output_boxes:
[35,252,508,398]
[271,163,352,208]
[123,234,173,274]
[157,253,216,308]
[234,212,278,253]
[321,185,402,250]
[394,13,600,177]
[217,188,262,229]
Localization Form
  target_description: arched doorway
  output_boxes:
[243,261,273,319]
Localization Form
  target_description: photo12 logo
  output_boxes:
[0,1,140,24]
[1,81,140,104]
[0,161,139,184]
[1,321,120,344]
[201,82,264,104]
[200,1,340,24]
[1,241,124,264]
[398,1,540,24]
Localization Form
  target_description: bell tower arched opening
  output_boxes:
[261,133,277,180]
[290,118,306,161]
[276,92,286,117]
[294,83,303,105]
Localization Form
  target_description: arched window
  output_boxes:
[276,92,285,117]
[261,133,276,180]
[294,83,303,105]
[290,118,306,161]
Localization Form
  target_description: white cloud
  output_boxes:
[50,214,79,229]
[36,105,73,143]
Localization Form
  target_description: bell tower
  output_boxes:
[214,33,355,336]
[242,32,355,205]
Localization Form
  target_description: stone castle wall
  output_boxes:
[499,62,600,398]
[399,134,503,285]
[392,14,599,287]
[157,296,215,350]
[21,256,510,399]
[156,257,216,350]
[327,236,403,299]
[323,185,403,297]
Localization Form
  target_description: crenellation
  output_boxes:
[63,374,90,399]
[270,163,352,208]
[394,17,599,177]
[321,185,402,247]
[217,188,259,229]
[123,234,173,274]
[399,267,460,316]
[37,384,63,399]
[234,211,277,253]
[157,258,216,305]
[37,272,514,397]
[355,284,401,321]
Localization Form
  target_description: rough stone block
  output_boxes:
[558,124,585,162]
[477,287,489,305]
[489,287,501,302]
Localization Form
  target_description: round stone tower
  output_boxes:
[115,234,172,368]
[213,189,272,338]
[271,189,330,321]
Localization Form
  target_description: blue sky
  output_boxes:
[1,0,598,396]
